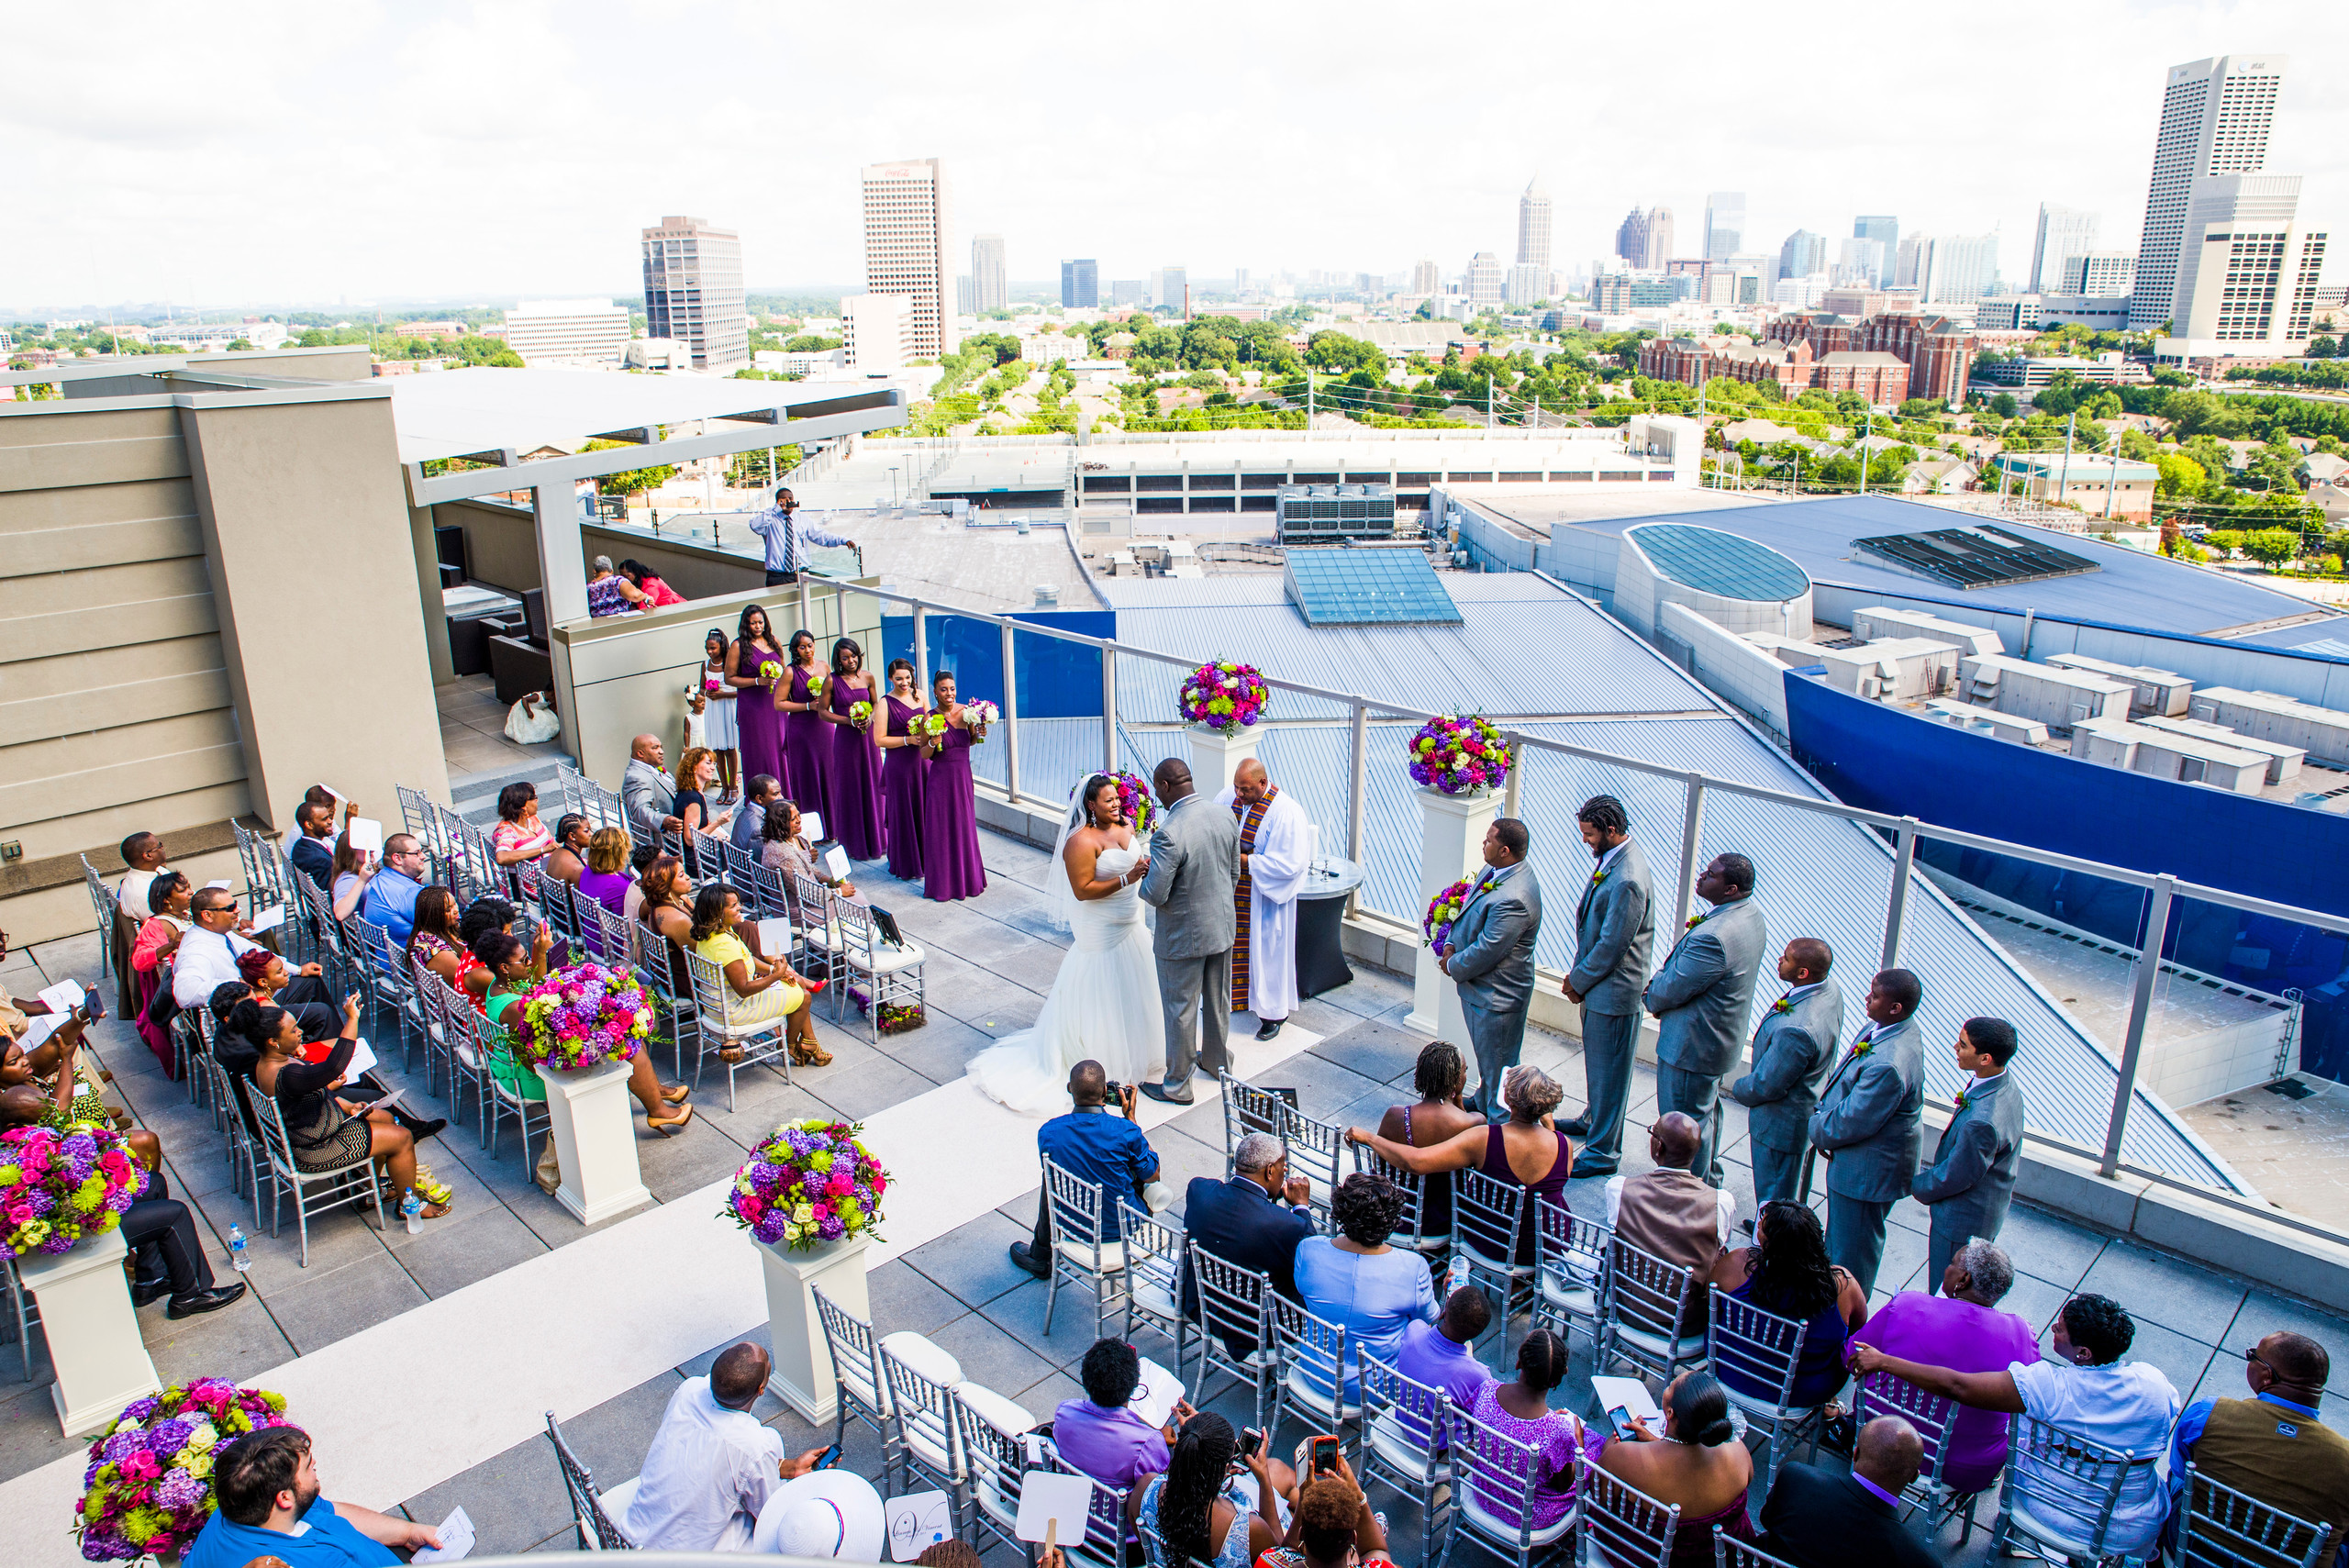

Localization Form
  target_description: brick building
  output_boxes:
[1638,335,1910,403]
[1762,309,1978,405]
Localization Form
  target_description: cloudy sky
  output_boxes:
[5,0,2339,315]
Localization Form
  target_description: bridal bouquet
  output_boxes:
[0,1123,141,1257]
[963,699,999,741]
[1180,661,1269,734]
[1074,771,1157,834]
[1408,714,1511,795]
[757,660,784,684]
[726,1118,888,1250]
[916,712,950,751]
[849,700,874,729]
[514,962,650,1073]
[805,672,829,704]
[1423,878,1475,953]
[75,1380,291,1562]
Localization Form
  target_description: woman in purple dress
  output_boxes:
[727,605,789,797]
[875,658,930,882]
[822,638,886,862]
[780,628,834,833]
[918,669,988,902]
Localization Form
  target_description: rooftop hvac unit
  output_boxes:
[1275,482,1397,543]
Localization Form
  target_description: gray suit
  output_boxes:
[1808,1015,1924,1296]
[1443,862,1542,1120]
[1136,791,1241,1089]
[1565,840,1656,1170]
[1644,896,1768,1186]
[622,759,676,845]
[1912,1070,2024,1292]
[1729,978,1844,1208]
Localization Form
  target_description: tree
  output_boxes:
[2155,452,2206,497]
[1989,393,2018,419]
[963,332,1021,366]
[2310,336,2339,360]
[583,438,679,497]
[2243,528,2300,567]
[727,445,802,487]
[782,334,841,352]
[228,338,255,351]
[2202,528,2247,558]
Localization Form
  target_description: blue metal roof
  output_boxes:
[1283,547,1464,626]
[1626,523,1810,601]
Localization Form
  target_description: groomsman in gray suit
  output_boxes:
[1642,853,1768,1187]
[1808,967,1926,1296]
[1438,818,1542,1120]
[1729,938,1843,1210]
[1138,759,1242,1105]
[1558,795,1655,1178]
[1912,1016,2026,1293]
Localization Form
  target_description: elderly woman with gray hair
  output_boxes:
[1843,1238,2040,1495]
[1347,1063,1573,1266]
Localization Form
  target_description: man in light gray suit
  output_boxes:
[1912,1015,2025,1294]
[1137,758,1241,1106]
[1558,795,1654,1177]
[622,733,683,844]
[1729,938,1843,1211]
[1642,852,1768,1188]
[1439,818,1542,1120]
[1808,967,1926,1296]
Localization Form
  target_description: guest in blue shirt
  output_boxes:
[749,487,858,586]
[357,835,429,944]
[1394,1286,1495,1446]
[1293,1172,1438,1402]
[1008,1059,1161,1278]
[184,1426,440,1568]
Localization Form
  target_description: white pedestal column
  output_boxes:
[1405,786,1499,1045]
[1185,725,1261,802]
[537,1058,652,1226]
[759,1233,873,1424]
[18,1229,161,1437]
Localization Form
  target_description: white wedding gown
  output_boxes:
[966,840,1166,1114]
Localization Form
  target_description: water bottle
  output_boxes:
[228,1226,250,1274]
[402,1189,423,1236]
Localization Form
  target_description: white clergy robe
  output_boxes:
[1216,784,1312,1020]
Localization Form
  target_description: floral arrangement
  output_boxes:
[805,671,829,703]
[1179,661,1270,734]
[1422,878,1474,953]
[726,1119,888,1250]
[848,986,927,1034]
[757,660,784,683]
[0,1124,141,1257]
[963,699,1000,726]
[514,962,650,1073]
[916,713,949,751]
[1407,714,1511,795]
[1072,771,1157,835]
[849,700,874,729]
[75,1379,290,1562]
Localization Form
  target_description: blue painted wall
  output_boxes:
[878,610,1114,718]
[1785,672,2349,1081]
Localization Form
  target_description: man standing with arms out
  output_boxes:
[748,486,857,588]
[1729,938,1842,1211]
[1642,852,1766,1187]
[1137,759,1240,1106]
[1218,760,1311,1041]
[1559,795,1653,1176]
[1438,818,1542,1121]
[1912,1016,2024,1291]
[1807,967,1924,1296]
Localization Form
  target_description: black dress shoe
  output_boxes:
[1140,1082,1195,1106]
[132,1278,173,1308]
[1556,1117,1593,1139]
[166,1283,248,1318]
[1568,1155,1619,1180]
[1254,1019,1284,1040]
[1007,1242,1050,1279]
[406,1117,449,1144]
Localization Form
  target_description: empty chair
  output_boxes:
[878,1336,970,1536]
[546,1408,640,1550]
[1443,1400,1581,1568]
[1042,1153,1131,1339]
[1600,1235,1705,1385]
[812,1285,896,1476]
[1120,1207,1195,1384]
[830,896,924,1044]
[1282,1102,1347,1220]
[2173,1462,2332,1568]
[1989,1411,2147,1567]
[1356,1349,1453,1540]
[1269,1295,1356,1456]
[1189,1247,1277,1429]
[952,1382,1041,1558]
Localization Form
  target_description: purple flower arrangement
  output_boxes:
[0,1124,141,1257]
[515,962,650,1073]
[1423,878,1475,953]
[75,1379,290,1561]
[1407,714,1511,795]
[725,1119,888,1251]
[1179,661,1269,733]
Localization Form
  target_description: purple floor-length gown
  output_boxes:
[734,640,788,798]
[829,674,886,862]
[882,695,929,882]
[784,664,835,831]
[920,716,986,902]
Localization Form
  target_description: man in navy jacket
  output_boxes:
[1180,1130,1315,1350]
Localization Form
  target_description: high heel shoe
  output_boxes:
[647,1104,696,1135]
[660,1082,690,1104]
[790,1029,832,1067]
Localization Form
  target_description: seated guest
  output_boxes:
[1259,1462,1397,1568]
[465,919,551,1011]
[172,884,264,1011]
[673,746,732,876]
[287,795,355,892]
[731,773,780,853]
[1346,1064,1573,1267]
[328,832,376,920]
[239,994,451,1218]
[1294,1172,1437,1402]
[577,827,636,921]
[1180,1130,1317,1326]
[184,1425,440,1568]
[618,558,687,607]
[544,813,594,885]
[477,927,690,1132]
[1052,1338,1196,1492]
[761,797,858,919]
[357,834,429,943]
[489,782,558,868]
[1607,1112,1735,1335]
[1465,1329,1581,1535]
[634,854,696,992]
[624,733,684,843]
[235,949,340,1042]
[1010,1062,1162,1278]
[1368,1040,1481,1240]
[621,1341,831,1551]
[1397,1285,1495,1443]
[117,831,173,922]
[1854,1239,2040,1496]
[129,871,193,1069]
[689,884,827,1066]
[403,887,478,990]
[1591,1370,1757,1565]
[1850,1292,2180,1560]
[2166,1331,2349,1562]
[1756,1416,1938,1568]
[1128,1412,1284,1568]
[587,555,645,617]
[1703,1200,1866,1408]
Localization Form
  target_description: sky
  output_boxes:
[5,0,2342,317]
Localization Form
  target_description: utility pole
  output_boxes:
[1858,408,1873,495]
[2103,429,2120,521]
[2060,410,2076,514]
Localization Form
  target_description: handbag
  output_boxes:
[144,962,182,1037]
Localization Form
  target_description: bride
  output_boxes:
[967,773,1165,1113]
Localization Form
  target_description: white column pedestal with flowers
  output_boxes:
[1179,662,1271,800]
[759,1233,872,1424]
[730,1120,889,1424]
[537,1057,651,1226]
[17,1229,161,1437]
[1406,786,1497,1043]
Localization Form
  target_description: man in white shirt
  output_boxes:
[117,831,172,915]
[747,487,856,587]
[622,1343,830,1552]
[173,888,262,1010]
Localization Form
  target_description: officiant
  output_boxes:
[1219,760,1310,1042]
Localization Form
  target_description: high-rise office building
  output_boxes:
[1517,176,1553,271]
[1505,263,1545,306]
[1060,259,1098,309]
[861,157,955,359]
[1705,193,1745,261]
[1465,251,1504,306]
[1411,259,1441,295]
[2030,204,2100,294]
[1150,265,1187,312]
[1901,233,1999,306]
[2170,176,2327,346]
[1778,230,1828,281]
[640,215,748,372]
[842,294,914,372]
[1838,238,1887,287]
[2128,54,2288,331]
[2062,254,2138,296]
[1643,208,1675,270]
[1854,217,1898,285]
[971,233,1007,315]
[1615,208,1649,269]
[503,299,630,366]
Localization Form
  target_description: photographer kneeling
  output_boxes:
[1009,1059,1170,1278]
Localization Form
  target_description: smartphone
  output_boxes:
[1309,1435,1340,1475]
[1236,1427,1264,1460]
[1608,1405,1639,1441]
[84,991,107,1023]
[811,1442,842,1471]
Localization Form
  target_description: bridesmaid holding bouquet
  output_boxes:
[918,669,988,902]
[876,659,930,882]
[823,637,886,862]
[780,628,835,832]
[727,605,789,798]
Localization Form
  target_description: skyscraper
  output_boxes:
[861,158,955,359]
[1615,208,1649,269]
[1465,252,1504,306]
[2029,205,2100,294]
[1643,208,1675,270]
[2170,176,2326,346]
[1704,193,1745,261]
[1838,238,1887,287]
[640,216,748,373]
[1411,259,1441,295]
[1151,265,1187,312]
[1902,233,1999,306]
[1854,216,1899,285]
[2129,54,2288,331]
[971,233,1007,315]
[1778,230,1827,281]
[1517,176,1553,271]
[1060,259,1098,309]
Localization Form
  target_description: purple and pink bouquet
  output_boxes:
[726,1118,888,1251]
[963,698,1000,742]
[1179,661,1269,734]
[515,962,650,1073]
[0,1124,140,1257]
[1072,771,1157,835]
[75,1379,290,1561]
[1423,878,1475,953]
[1408,714,1511,795]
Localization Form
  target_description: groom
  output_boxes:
[1137,758,1241,1105]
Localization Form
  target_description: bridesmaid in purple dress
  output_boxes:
[780,629,835,833]
[918,669,988,902]
[876,659,929,882]
[822,638,887,862]
[728,605,790,798]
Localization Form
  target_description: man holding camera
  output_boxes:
[1010,1059,1166,1279]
